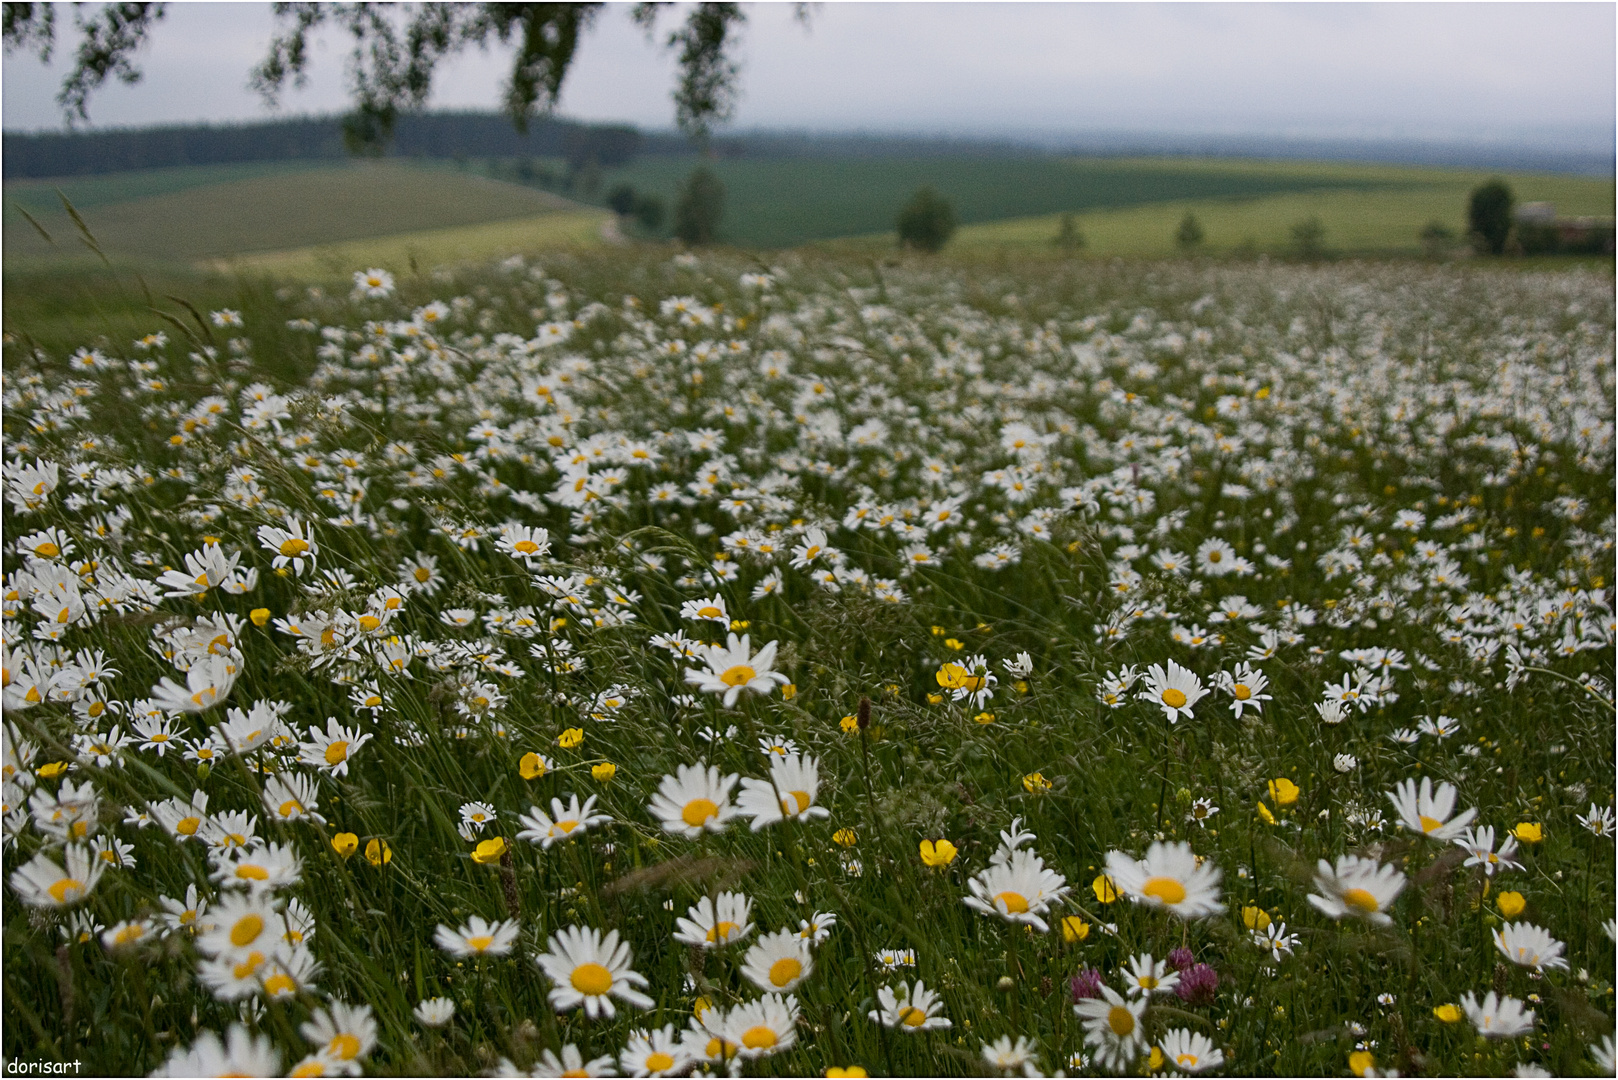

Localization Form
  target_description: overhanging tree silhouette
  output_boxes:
[2,2,808,151]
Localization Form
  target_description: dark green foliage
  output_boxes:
[1468,178,1515,255]
[2,113,640,181]
[607,184,638,217]
[1176,211,1205,251]
[673,166,725,245]
[896,186,957,252]
[1051,212,1085,252]
[633,194,666,232]
[1291,215,1326,259]
[655,2,745,144]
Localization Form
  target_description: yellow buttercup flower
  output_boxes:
[592,762,617,783]
[1060,915,1090,942]
[926,693,944,705]
[1349,1051,1376,1078]
[249,607,271,626]
[826,1068,868,1078]
[1512,822,1542,843]
[781,683,796,700]
[558,728,585,749]
[943,637,965,651]
[365,839,392,866]
[472,837,506,864]
[1256,801,1277,825]
[973,711,995,725]
[1432,1003,1462,1023]
[1022,772,1051,793]
[936,663,969,690]
[37,762,69,779]
[331,832,358,858]
[840,715,859,734]
[1268,778,1299,806]
[1241,906,1272,931]
[1148,1047,1164,1070]
[833,828,857,847]
[1496,890,1526,918]
[519,752,550,780]
[919,839,958,867]
[1092,873,1119,903]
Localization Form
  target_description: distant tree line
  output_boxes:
[2,111,664,179]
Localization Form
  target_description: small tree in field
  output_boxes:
[1176,211,1204,252]
[897,187,957,252]
[1468,178,1515,255]
[1291,216,1326,260]
[607,184,638,217]
[674,166,725,246]
[1052,213,1085,253]
[634,195,666,233]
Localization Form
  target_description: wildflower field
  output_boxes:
[2,250,1614,1078]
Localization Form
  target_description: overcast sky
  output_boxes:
[3,2,1613,150]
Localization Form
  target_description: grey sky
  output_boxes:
[3,2,1613,150]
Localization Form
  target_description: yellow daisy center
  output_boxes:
[279,538,309,557]
[682,798,720,827]
[719,665,755,687]
[1342,887,1380,914]
[780,791,812,816]
[232,952,266,979]
[1161,688,1188,709]
[35,542,59,558]
[899,1006,928,1028]
[570,962,614,996]
[1233,684,1251,700]
[263,972,296,996]
[741,1026,777,1050]
[325,742,349,766]
[995,890,1030,914]
[466,935,494,952]
[646,1052,675,1071]
[176,816,201,836]
[1107,1005,1136,1036]
[414,567,432,582]
[768,957,803,987]
[707,921,741,943]
[328,1034,361,1060]
[231,915,265,947]
[1419,815,1443,833]
[235,864,270,881]
[1178,1053,1200,1067]
[1143,877,1187,905]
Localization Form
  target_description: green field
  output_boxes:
[595,155,1613,252]
[3,160,587,265]
[938,166,1615,257]
[6,155,1611,274]
[212,210,613,280]
[592,155,1399,248]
